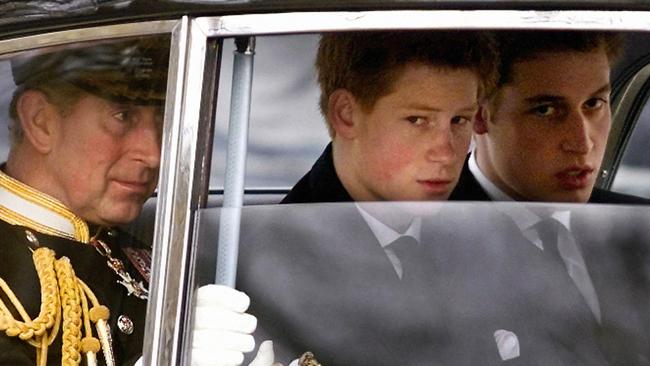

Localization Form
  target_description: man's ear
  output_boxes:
[474,104,490,135]
[327,89,358,139]
[15,90,58,154]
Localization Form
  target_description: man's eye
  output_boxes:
[530,104,556,117]
[113,109,136,122]
[113,111,129,122]
[406,116,426,125]
[451,116,471,125]
[584,98,607,110]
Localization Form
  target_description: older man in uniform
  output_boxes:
[0,36,166,365]
[0,35,255,366]
[0,37,169,365]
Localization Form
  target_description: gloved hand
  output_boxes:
[134,342,281,366]
[191,284,274,366]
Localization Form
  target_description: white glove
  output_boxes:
[248,340,276,366]
[134,342,281,366]
[191,284,275,366]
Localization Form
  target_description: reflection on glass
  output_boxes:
[198,202,650,365]
[613,101,650,198]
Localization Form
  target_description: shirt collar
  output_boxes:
[468,149,571,233]
[0,169,89,242]
[468,149,514,202]
[356,203,422,248]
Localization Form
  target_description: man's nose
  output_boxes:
[426,124,456,163]
[132,112,162,168]
[561,111,593,154]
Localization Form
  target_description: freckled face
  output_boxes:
[47,94,161,225]
[480,50,611,202]
[347,62,479,201]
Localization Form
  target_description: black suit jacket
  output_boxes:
[426,205,618,366]
[261,147,635,365]
[268,145,457,364]
[450,154,650,204]
[237,202,631,365]
[449,155,650,364]
[237,204,452,366]
[282,143,353,204]
[242,148,646,364]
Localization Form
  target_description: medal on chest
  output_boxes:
[90,233,149,300]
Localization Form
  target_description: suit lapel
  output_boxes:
[449,154,492,201]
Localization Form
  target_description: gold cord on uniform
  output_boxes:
[0,231,116,366]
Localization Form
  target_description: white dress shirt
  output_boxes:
[468,150,601,322]
[356,203,422,279]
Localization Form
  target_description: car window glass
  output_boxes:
[211,35,330,189]
[0,60,13,158]
[612,99,650,198]
[196,201,650,364]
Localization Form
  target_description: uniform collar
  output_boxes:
[0,169,89,243]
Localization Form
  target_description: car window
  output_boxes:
[210,31,650,195]
[192,28,650,365]
[196,201,650,364]
[0,56,15,158]
[612,97,650,198]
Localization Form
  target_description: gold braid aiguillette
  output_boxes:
[0,231,116,366]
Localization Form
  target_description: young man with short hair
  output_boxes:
[451,31,645,204]
[449,31,650,364]
[283,31,498,204]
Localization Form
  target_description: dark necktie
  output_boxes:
[534,217,562,259]
[388,235,422,282]
[533,216,582,300]
[532,217,605,362]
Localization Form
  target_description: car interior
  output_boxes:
[3,7,650,363]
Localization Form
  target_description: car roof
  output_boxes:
[2,0,650,40]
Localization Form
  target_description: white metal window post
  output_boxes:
[216,36,256,287]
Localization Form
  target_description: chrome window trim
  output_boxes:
[144,15,213,366]
[0,20,177,56]
[196,10,650,36]
[600,63,650,188]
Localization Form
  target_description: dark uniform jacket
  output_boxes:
[0,171,148,366]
